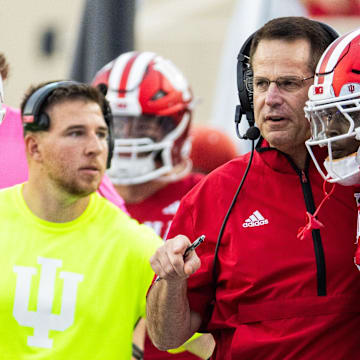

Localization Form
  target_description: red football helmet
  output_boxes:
[92,51,193,185]
[305,28,360,185]
[190,126,238,174]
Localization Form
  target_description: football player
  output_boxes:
[305,27,360,267]
[92,52,214,360]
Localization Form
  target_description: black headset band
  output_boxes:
[22,81,78,118]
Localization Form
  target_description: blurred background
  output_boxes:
[1,0,359,154]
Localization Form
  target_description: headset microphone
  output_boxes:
[244,126,261,140]
[235,104,261,140]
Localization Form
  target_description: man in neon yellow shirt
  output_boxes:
[0,81,161,359]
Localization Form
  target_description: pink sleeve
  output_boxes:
[0,106,28,189]
[97,174,129,214]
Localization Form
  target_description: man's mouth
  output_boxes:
[266,115,285,122]
[80,165,101,173]
[331,148,347,160]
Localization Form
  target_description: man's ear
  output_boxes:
[24,133,43,162]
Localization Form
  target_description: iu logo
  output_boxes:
[13,257,84,348]
[348,84,355,93]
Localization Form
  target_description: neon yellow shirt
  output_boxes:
[0,184,161,359]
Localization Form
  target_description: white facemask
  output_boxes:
[323,149,360,186]
[106,154,158,185]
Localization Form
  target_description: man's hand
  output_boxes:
[147,235,203,350]
[150,235,201,283]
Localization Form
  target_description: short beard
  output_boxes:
[50,174,100,198]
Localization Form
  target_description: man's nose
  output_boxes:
[325,114,344,138]
[120,121,133,138]
[86,133,106,155]
[325,125,341,138]
[264,82,283,107]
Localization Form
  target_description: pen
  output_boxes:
[183,235,205,258]
[155,235,206,283]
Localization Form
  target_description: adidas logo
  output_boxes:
[242,210,269,228]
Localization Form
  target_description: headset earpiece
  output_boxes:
[102,96,114,169]
[237,52,254,125]
[235,32,258,140]
[94,82,114,168]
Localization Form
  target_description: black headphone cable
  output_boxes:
[212,137,257,285]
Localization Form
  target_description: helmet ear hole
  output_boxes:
[151,90,167,100]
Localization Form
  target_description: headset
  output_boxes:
[22,80,114,168]
[211,20,339,288]
[235,31,260,140]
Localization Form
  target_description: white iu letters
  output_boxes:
[13,257,84,348]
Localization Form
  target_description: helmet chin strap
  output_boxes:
[297,180,336,241]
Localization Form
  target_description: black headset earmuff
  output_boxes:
[22,80,114,168]
[235,31,260,141]
[236,32,256,126]
[235,21,339,142]
[99,86,115,169]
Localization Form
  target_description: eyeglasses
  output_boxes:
[247,75,314,93]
